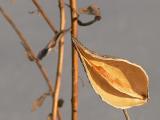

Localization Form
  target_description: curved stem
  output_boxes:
[52,0,66,120]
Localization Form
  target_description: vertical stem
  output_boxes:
[52,0,66,120]
[123,109,131,120]
[69,0,79,120]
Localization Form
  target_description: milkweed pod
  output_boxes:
[72,37,149,109]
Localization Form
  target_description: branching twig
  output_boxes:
[52,0,66,119]
[0,6,53,95]
[123,109,131,120]
[32,0,58,34]
[69,0,79,120]
[37,28,70,60]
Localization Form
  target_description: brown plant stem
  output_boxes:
[69,0,79,120]
[52,0,66,120]
[57,109,62,120]
[123,109,131,120]
[0,6,53,95]
[32,0,58,34]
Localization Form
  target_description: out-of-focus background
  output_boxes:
[0,0,159,120]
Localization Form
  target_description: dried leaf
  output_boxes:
[72,37,149,109]
[78,4,101,22]
[32,92,49,112]
[78,4,101,18]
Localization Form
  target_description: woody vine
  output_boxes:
[0,0,149,120]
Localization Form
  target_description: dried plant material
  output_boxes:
[20,42,35,61]
[47,113,52,120]
[32,92,50,112]
[77,19,98,26]
[66,3,101,17]
[78,4,101,19]
[0,7,36,62]
[65,3,101,26]
[0,6,53,95]
[32,0,58,33]
[123,109,131,120]
[77,4,102,26]
[37,28,70,60]
[72,37,149,109]
[58,99,64,108]
[25,52,35,61]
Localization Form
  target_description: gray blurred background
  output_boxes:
[0,0,159,120]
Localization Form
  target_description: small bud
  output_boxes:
[37,48,48,60]
[58,99,64,108]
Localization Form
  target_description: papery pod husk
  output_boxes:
[72,37,149,109]
[32,92,49,112]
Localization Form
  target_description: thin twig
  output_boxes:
[123,109,131,120]
[77,18,98,26]
[52,0,66,119]
[0,6,53,95]
[32,0,58,34]
[69,0,79,120]
[35,61,53,94]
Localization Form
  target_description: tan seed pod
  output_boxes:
[72,37,149,109]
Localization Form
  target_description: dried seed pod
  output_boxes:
[32,92,49,112]
[72,37,149,109]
